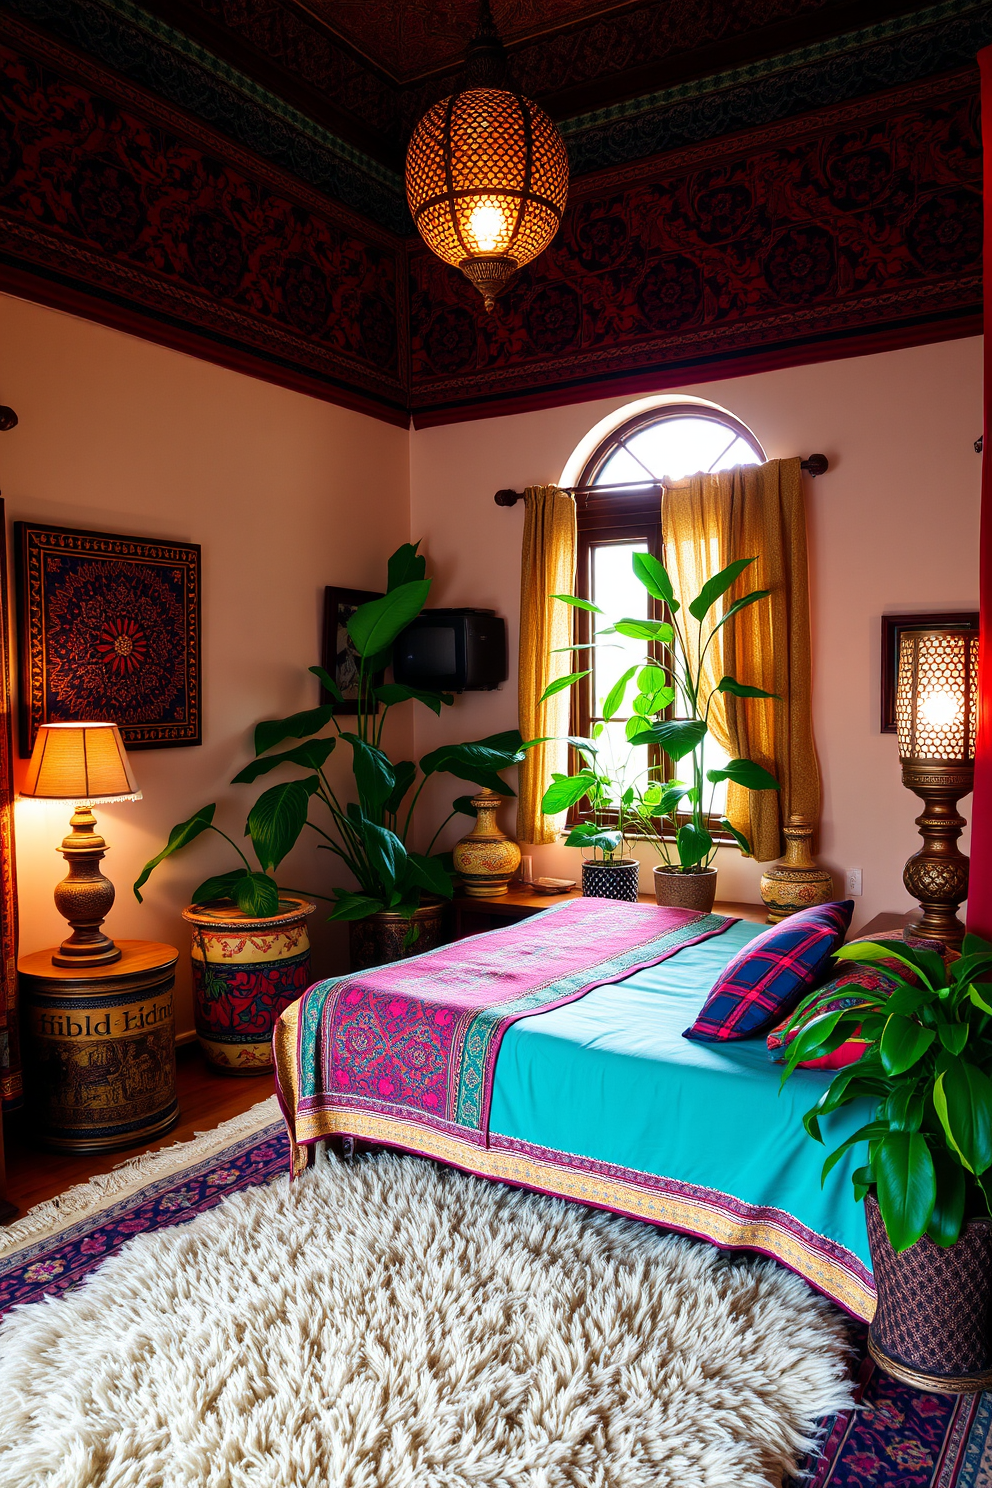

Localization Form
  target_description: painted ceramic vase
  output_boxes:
[759,815,834,923]
[182,895,315,1075]
[452,789,521,897]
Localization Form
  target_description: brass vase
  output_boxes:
[452,789,521,897]
[759,815,834,923]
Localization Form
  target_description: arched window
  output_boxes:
[570,401,765,829]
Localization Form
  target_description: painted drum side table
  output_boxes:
[19,940,179,1153]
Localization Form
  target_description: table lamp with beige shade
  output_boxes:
[19,721,141,967]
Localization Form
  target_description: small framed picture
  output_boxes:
[321,587,384,714]
[880,612,979,733]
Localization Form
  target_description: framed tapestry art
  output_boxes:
[16,523,201,754]
[320,586,383,714]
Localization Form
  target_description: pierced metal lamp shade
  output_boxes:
[894,628,978,950]
[895,630,978,763]
[405,87,569,311]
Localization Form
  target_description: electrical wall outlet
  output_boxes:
[845,868,863,897]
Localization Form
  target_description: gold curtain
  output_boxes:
[661,457,819,862]
[516,484,577,844]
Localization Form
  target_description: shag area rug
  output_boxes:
[0,1101,990,1487]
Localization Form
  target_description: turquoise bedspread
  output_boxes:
[488,919,873,1282]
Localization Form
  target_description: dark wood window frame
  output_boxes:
[569,403,765,840]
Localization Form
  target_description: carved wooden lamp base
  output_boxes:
[901,761,972,951]
[52,804,121,967]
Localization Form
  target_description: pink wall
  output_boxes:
[0,293,411,1036]
[410,337,983,933]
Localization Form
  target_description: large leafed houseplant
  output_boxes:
[541,550,779,904]
[135,542,528,959]
[781,932,992,1387]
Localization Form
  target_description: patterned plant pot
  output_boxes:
[653,866,718,913]
[865,1192,992,1392]
[581,859,639,902]
[182,896,315,1076]
[349,898,447,972]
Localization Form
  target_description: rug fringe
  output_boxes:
[0,1096,282,1257]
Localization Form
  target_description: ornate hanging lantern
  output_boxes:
[404,3,569,313]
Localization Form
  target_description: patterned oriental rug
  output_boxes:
[0,1099,989,1488]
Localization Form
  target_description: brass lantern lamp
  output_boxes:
[405,2,569,311]
[895,628,978,948]
[20,722,141,967]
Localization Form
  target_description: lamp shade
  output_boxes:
[21,722,141,803]
[405,87,569,311]
[896,629,978,763]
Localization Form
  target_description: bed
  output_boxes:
[275,907,875,1321]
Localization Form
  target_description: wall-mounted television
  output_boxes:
[393,609,507,692]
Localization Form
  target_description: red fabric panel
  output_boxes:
[967,46,992,940]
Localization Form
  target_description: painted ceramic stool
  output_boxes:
[182,895,316,1075]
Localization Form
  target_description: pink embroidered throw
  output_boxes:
[278,898,737,1153]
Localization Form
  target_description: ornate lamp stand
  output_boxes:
[900,760,973,949]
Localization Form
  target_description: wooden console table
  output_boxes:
[452,886,766,939]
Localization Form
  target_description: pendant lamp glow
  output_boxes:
[405,26,569,312]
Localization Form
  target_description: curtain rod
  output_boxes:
[493,454,829,506]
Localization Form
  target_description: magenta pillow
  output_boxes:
[683,900,854,1042]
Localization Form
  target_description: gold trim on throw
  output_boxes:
[291,1102,876,1322]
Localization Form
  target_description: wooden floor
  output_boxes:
[3,1043,272,1218]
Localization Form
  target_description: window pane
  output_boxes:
[591,542,648,716]
[593,413,763,489]
[593,444,654,487]
[709,435,762,473]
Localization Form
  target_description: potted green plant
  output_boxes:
[135,542,529,1047]
[541,550,779,910]
[780,932,992,1391]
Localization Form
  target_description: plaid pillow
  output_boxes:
[683,900,854,1043]
[766,928,944,1069]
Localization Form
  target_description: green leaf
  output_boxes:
[384,761,417,817]
[234,872,281,917]
[564,822,622,855]
[254,706,335,757]
[232,737,335,785]
[712,589,772,634]
[247,781,311,871]
[629,718,707,760]
[720,817,752,856]
[566,735,599,762]
[637,665,668,694]
[347,580,431,659]
[191,870,249,906]
[420,738,524,795]
[542,772,597,814]
[374,683,453,714]
[716,676,780,700]
[927,1146,966,1247]
[327,891,386,922]
[133,804,216,902]
[344,735,396,817]
[676,822,713,868]
[359,819,408,891]
[309,664,344,704]
[879,1014,935,1075]
[963,932,992,957]
[882,1083,925,1132]
[969,985,992,1016]
[452,794,477,817]
[613,618,675,643]
[688,557,756,621]
[405,851,454,900]
[538,670,590,704]
[632,552,678,609]
[938,1022,969,1055]
[934,1059,992,1175]
[818,1120,889,1182]
[706,758,780,791]
[874,1132,936,1252]
[603,666,637,722]
[551,594,602,613]
[656,783,692,817]
[386,541,426,591]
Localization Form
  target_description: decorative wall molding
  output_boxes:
[409,71,983,423]
[0,17,409,423]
